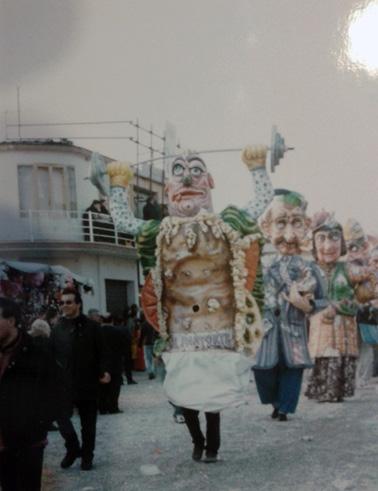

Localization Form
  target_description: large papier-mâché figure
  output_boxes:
[253,190,325,420]
[94,147,274,413]
[305,212,373,402]
[344,219,377,387]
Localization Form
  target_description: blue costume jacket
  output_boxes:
[254,255,325,369]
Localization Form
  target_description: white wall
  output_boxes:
[49,254,139,314]
[0,145,100,241]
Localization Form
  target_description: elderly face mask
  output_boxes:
[165,155,214,217]
[269,204,307,255]
[314,229,343,265]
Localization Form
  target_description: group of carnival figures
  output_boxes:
[91,143,378,462]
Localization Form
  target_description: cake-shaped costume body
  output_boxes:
[95,146,274,412]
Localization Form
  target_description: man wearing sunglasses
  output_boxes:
[51,287,111,471]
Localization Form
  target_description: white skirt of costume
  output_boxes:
[162,351,253,412]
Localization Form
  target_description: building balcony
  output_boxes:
[0,210,137,259]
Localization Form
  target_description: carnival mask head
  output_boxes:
[165,154,214,217]
[312,210,346,265]
[343,218,369,263]
[369,246,378,273]
[260,190,310,255]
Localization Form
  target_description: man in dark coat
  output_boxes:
[99,314,126,414]
[51,287,111,471]
[0,298,60,491]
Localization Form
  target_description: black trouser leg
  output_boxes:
[76,400,98,460]
[0,446,44,491]
[205,412,220,454]
[108,375,122,412]
[182,408,205,448]
[98,383,110,413]
[125,346,134,382]
[56,411,80,453]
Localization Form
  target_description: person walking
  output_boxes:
[139,313,157,379]
[113,315,137,385]
[99,145,274,462]
[99,313,126,414]
[50,287,111,471]
[253,191,324,421]
[0,298,60,491]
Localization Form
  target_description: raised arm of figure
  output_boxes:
[107,162,145,236]
[241,145,274,220]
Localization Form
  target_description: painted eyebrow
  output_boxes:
[188,156,206,167]
[291,215,304,221]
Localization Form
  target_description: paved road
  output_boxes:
[42,373,378,491]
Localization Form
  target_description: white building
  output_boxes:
[0,139,164,315]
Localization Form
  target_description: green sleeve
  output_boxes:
[136,220,160,277]
[221,206,265,314]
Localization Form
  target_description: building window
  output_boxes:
[18,164,77,213]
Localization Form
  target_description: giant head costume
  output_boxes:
[95,144,274,411]
[311,211,346,265]
[260,190,311,256]
[343,218,369,264]
[343,218,377,304]
[165,154,215,217]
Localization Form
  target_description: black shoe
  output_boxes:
[108,409,124,414]
[148,373,156,380]
[127,380,138,385]
[99,409,108,415]
[271,408,279,419]
[192,444,204,462]
[278,413,288,422]
[81,458,93,471]
[60,449,81,469]
[204,451,218,463]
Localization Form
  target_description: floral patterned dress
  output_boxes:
[306,262,358,402]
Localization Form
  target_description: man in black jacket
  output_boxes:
[99,314,126,414]
[51,288,111,471]
[0,298,59,491]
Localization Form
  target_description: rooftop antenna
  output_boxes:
[4,111,8,139]
[17,86,21,139]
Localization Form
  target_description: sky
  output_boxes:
[1,0,377,234]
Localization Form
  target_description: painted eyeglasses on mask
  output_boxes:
[274,216,305,230]
[315,230,342,243]
[171,157,206,177]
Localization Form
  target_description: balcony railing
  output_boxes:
[0,210,136,248]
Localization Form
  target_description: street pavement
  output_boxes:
[42,372,378,491]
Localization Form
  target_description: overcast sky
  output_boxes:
[1,0,377,234]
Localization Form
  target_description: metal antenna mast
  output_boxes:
[17,87,21,139]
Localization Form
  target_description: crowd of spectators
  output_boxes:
[0,291,157,490]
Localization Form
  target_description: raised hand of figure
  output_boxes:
[107,161,134,188]
[283,282,313,314]
[241,145,268,170]
[99,372,111,384]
